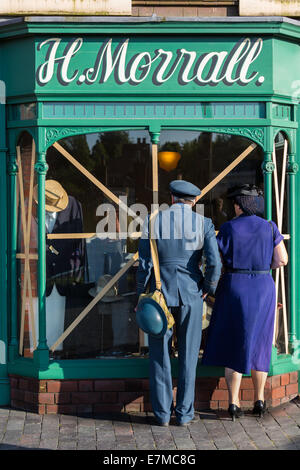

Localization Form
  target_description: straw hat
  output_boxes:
[202,296,214,330]
[88,274,123,302]
[34,180,69,212]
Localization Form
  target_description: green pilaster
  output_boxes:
[0,103,10,404]
[287,152,299,350]
[7,146,18,363]
[33,153,49,368]
[262,152,274,221]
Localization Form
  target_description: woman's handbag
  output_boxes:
[136,212,175,338]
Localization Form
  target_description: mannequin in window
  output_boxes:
[31,180,86,352]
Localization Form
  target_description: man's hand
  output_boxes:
[201,292,208,300]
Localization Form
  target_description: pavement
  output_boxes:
[0,397,299,451]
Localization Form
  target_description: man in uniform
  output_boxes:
[137,180,221,426]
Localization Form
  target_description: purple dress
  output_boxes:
[202,214,283,375]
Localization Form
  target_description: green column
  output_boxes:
[33,155,49,368]
[0,105,10,403]
[7,151,18,362]
[262,151,274,220]
[287,153,299,349]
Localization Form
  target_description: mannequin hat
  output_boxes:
[88,274,123,303]
[136,297,168,338]
[34,180,69,212]
[170,180,201,198]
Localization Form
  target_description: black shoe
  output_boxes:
[228,404,243,422]
[177,416,199,427]
[252,400,267,418]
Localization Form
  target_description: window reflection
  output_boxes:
[22,129,266,360]
[45,130,151,359]
[16,133,38,357]
[272,132,290,354]
[158,131,264,230]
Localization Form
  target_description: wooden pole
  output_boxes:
[53,142,144,227]
[50,252,139,351]
[272,140,289,353]
[196,142,257,201]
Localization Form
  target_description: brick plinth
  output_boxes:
[9,373,299,415]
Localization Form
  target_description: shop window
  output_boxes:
[157,131,264,356]
[44,130,152,359]
[17,129,276,360]
[157,130,264,230]
[272,132,290,355]
[16,132,38,356]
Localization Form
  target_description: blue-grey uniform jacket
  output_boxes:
[137,203,221,307]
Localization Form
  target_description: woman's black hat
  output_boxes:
[227,184,263,199]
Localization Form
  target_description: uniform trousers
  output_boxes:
[148,296,203,425]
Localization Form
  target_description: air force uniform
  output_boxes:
[137,180,221,425]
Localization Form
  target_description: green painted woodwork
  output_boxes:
[272,38,300,101]
[0,18,299,383]
[0,36,36,99]
[0,103,10,404]
[0,21,298,102]
[295,107,300,345]
[7,151,18,364]
[7,357,225,380]
[288,152,298,348]
[33,154,50,369]
[269,346,300,377]
[41,102,266,121]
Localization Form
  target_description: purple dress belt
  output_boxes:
[226,268,270,274]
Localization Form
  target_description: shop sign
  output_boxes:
[36,37,266,89]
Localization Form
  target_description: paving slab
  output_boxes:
[0,397,299,451]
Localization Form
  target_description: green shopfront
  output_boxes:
[0,16,299,414]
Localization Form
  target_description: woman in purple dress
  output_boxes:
[202,185,288,421]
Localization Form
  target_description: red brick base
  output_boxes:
[9,373,299,415]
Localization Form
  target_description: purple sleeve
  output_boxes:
[269,220,284,247]
[216,223,230,254]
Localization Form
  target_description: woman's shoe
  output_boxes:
[252,400,266,418]
[228,404,243,422]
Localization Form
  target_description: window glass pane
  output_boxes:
[16,133,38,357]
[45,130,151,359]
[157,130,264,357]
[272,132,290,355]
[41,129,267,360]
[158,130,264,230]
